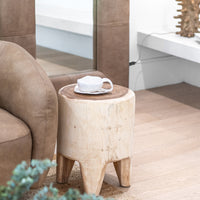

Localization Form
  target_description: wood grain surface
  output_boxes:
[57,89,135,195]
[104,82,200,199]
[60,84,128,100]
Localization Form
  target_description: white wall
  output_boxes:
[129,0,200,91]
[35,0,93,59]
[130,0,177,62]
[36,0,92,11]
[36,0,93,26]
[36,26,93,59]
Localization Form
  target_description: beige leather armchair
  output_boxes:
[0,41,58,187]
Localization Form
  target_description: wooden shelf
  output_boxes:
[137,31,200,63]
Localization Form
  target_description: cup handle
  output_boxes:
[102,78,113,92]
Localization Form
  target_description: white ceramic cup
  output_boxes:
[77,76,113,92]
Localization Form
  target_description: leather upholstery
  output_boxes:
[0,41,58,186]
[50,71,105,93]
[0,0,36,57]
[0,109,31,144]
[96,0,129,87]
[0,108,32,185]
[0,0,129,85]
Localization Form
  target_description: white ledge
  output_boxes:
[137,31,200,64]
[36,3,93,36]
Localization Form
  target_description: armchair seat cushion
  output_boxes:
[0,108,32,185]
[0,108,31,143]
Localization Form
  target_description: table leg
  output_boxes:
[114,158,131,187]
[80,161,106,195]
[56,152,75,183]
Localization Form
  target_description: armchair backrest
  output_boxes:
[0,41,58,161]
[0,0,36,57]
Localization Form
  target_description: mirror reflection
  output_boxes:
[35,0,94,76]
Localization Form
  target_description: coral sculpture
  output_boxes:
[174,0,200,37]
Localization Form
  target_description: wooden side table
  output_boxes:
[56,84,135,195]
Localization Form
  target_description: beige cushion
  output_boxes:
[0,108,32,185]
[0,108,30,143]
[0,41,58,161]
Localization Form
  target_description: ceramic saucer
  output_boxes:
[74,85,110,95]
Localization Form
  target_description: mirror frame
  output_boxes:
[0,0,129,87]
[94,0,129,87]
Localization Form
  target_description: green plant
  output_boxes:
[0,160,113,200]
[33,184,107,200]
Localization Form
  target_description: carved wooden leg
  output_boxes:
[56,152,74,183]
[80,162,106,195]
[114,158,131,187]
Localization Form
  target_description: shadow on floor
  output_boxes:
[148,82,200,110]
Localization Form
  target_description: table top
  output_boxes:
[59,84,129,100]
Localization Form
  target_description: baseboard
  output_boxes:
[129,56,184,91]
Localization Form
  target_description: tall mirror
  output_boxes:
[35,0,95,76]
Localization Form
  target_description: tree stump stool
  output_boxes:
[56,84,135,195]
